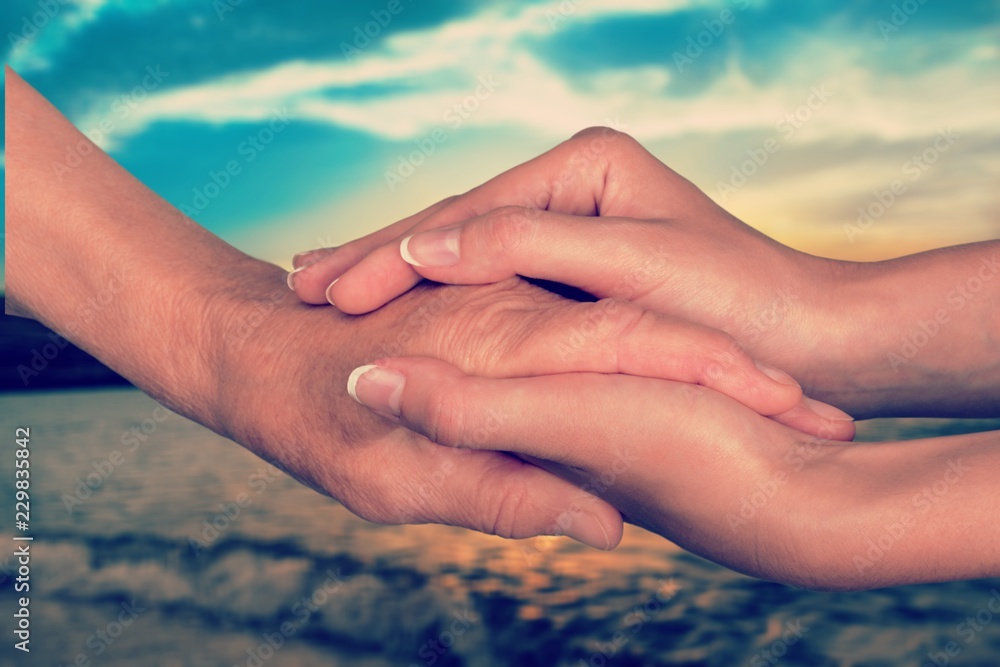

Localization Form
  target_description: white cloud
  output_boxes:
[70,0,998,160]
[6,0,169,72]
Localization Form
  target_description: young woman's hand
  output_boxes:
[346,355,1000,590]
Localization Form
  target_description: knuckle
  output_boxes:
[484,476,532,539]
[427,279,548,374]
[601,298,648,334]
[483,206,538,253]
[699,330,746,382]
[592,296,646,336]
[572,298,647,371]
[569,126,639,154]
[608,303,655,372]
[571,125,624,142]
[424,387,469,447]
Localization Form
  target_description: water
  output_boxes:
[0,388,998,666]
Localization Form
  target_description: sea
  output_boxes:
[0,388,998,666]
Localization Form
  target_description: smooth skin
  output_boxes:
[348,356,1000,590]
[4,70,855,550]
[291,127,1000,419]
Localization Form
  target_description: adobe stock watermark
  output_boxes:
[396,410,505,524]
[543,0,588,31]
[370,286,463,359]
[749,618,809,667]
[179,107,294,217]
[188,464,284,555]
[62,405,172,513]
[51,66,171,179]
[521,447,638,565]
[408,609,478,667]
[923,589,1000,667]
[727,424,843,531]
[739,289,801,348]
[704,289,801,387]
[525,120,629,208]
[384,74,502,191]
[233,568,350,667]
[887,253,998,371]
[576,579,682,667]
[672,0,751,71]
[554,292,660,361]
[17,273,129,386]
[7,0,74,52]
[853,458,971,574]
[844,127,959,243]
[224,289,286,345]
[56,599,147,667]
[214,0,245,21]
[878,0,931,40]
[716,84,835,203]
[340,0,413,60]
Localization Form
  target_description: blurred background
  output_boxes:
[1,0,999,665]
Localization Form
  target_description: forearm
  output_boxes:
[5,68,267,425]
[806,429,1000,589]
[801,243,1000,418]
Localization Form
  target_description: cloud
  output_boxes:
[60,0,998,160]
[6,0,118,71]
[11,0,993,267]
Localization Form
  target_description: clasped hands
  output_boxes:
[11,71,995,593]
[285,128,870,587]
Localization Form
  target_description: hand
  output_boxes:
[5,72,851,549]
[345,355,1000,590]
[3,71,607,549]
[289,126,823,362]
[289,128,1000,419]
[217,272,853,547]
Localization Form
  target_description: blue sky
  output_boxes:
[2,0,998,288]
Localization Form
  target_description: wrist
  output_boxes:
[197,258,309,438]
[787,257,900,416]
[788,431,1000,589]
[790,244,1000,417]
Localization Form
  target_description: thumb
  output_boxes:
[348,363,624,550]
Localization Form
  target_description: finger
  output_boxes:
[287,196,457,304]
[325,127,662,313]
[370,441,623,550]
[770,397,856,442]
[348,357,852,488]
[399,208,666,299]
[346,358,642,466]
[427,294,805,418]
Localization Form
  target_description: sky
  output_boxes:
[1,0,998,289]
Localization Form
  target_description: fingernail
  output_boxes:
[292,252,311,269]
[286,267,306,291]
[802,396,854,422]
[400,229,461,268]
[325,279,339,306]
[564,512,613,550]
[347,364,405,417]
[754,360,801,388]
